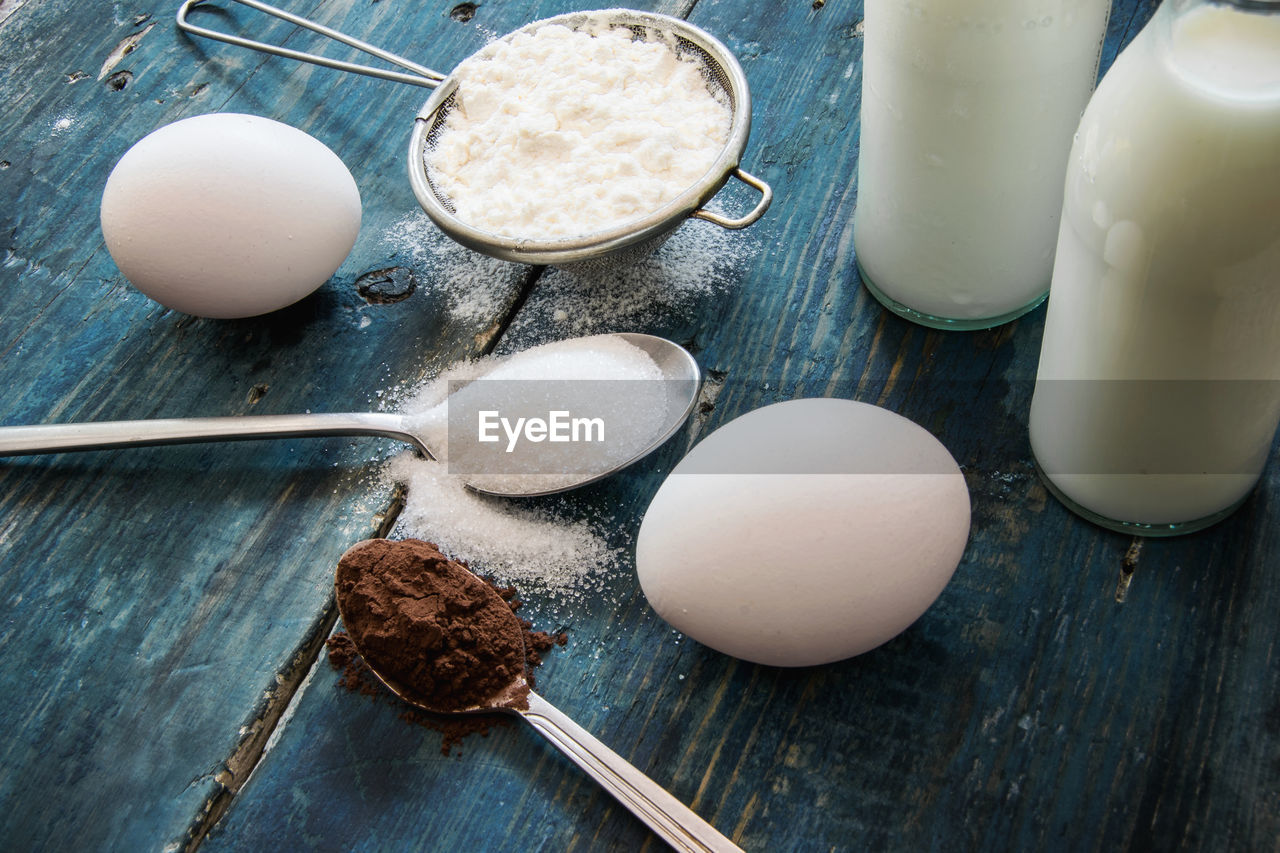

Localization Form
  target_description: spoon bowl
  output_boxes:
[332,538,740,852]
[0,333,700,499]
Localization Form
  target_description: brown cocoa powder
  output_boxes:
[327,538,567,754]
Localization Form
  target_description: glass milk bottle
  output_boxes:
[853,0,1112,329]
[1029,0,1280,535]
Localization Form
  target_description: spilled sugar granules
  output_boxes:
[385,456,621,596]
[373,204,758,600]
[382,336,673,596]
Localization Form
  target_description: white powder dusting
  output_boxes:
[375,192,759,599]
[382,213,522,322]
[503,215,758,342]
[380,208,757,333]
[385,457,622,596]
[428,21,731,239]
[384,336,670,595]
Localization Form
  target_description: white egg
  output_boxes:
[636,398,971,667]
[100,113,361,319]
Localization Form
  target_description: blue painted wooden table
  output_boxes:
[1,1,1276,850]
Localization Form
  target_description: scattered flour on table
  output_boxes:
[381,337,672,598]
[506,215,757,342]
[384,454,623,601]
[375,187,759,600]
[427,21,731,240]
[382,214,521,322]
[381,210,758,336]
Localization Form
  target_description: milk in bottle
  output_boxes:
[854,0,1111,329]
[1029,0,1280,534]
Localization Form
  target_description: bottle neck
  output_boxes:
[1155,0,1280,98]
[1173,0,1279,10]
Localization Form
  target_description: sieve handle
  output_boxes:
[690,169,773,230]
[176,0,446,88]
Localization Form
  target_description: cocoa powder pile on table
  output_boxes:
[327,538,566,754]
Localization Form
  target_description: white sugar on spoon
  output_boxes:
[405,333,695,496]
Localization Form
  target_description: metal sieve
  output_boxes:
[176,1,772,271]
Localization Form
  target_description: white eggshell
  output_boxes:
[100,113,361,319]
[636,398,971,667]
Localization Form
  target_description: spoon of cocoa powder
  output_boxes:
[333,537,741,853]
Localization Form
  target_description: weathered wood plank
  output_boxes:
[2,0,1277,851]
[216,0,1277,849]
[0,1,532,849]
[201,0,1272,849]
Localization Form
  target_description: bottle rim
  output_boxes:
[1222,0,1279,9]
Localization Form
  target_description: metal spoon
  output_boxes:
[0,333,699,498]
[333,542,742,853]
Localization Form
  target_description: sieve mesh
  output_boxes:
[176,2,768,271]
[409,9,757,272]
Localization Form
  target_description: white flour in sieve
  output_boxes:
[383,336,668,595]
[427,22,731,240]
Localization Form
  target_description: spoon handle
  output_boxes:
[521,692,742,853]
[0,413,430,457]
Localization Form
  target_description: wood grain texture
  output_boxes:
[2,0,1277,851]
[0,1,529,849]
